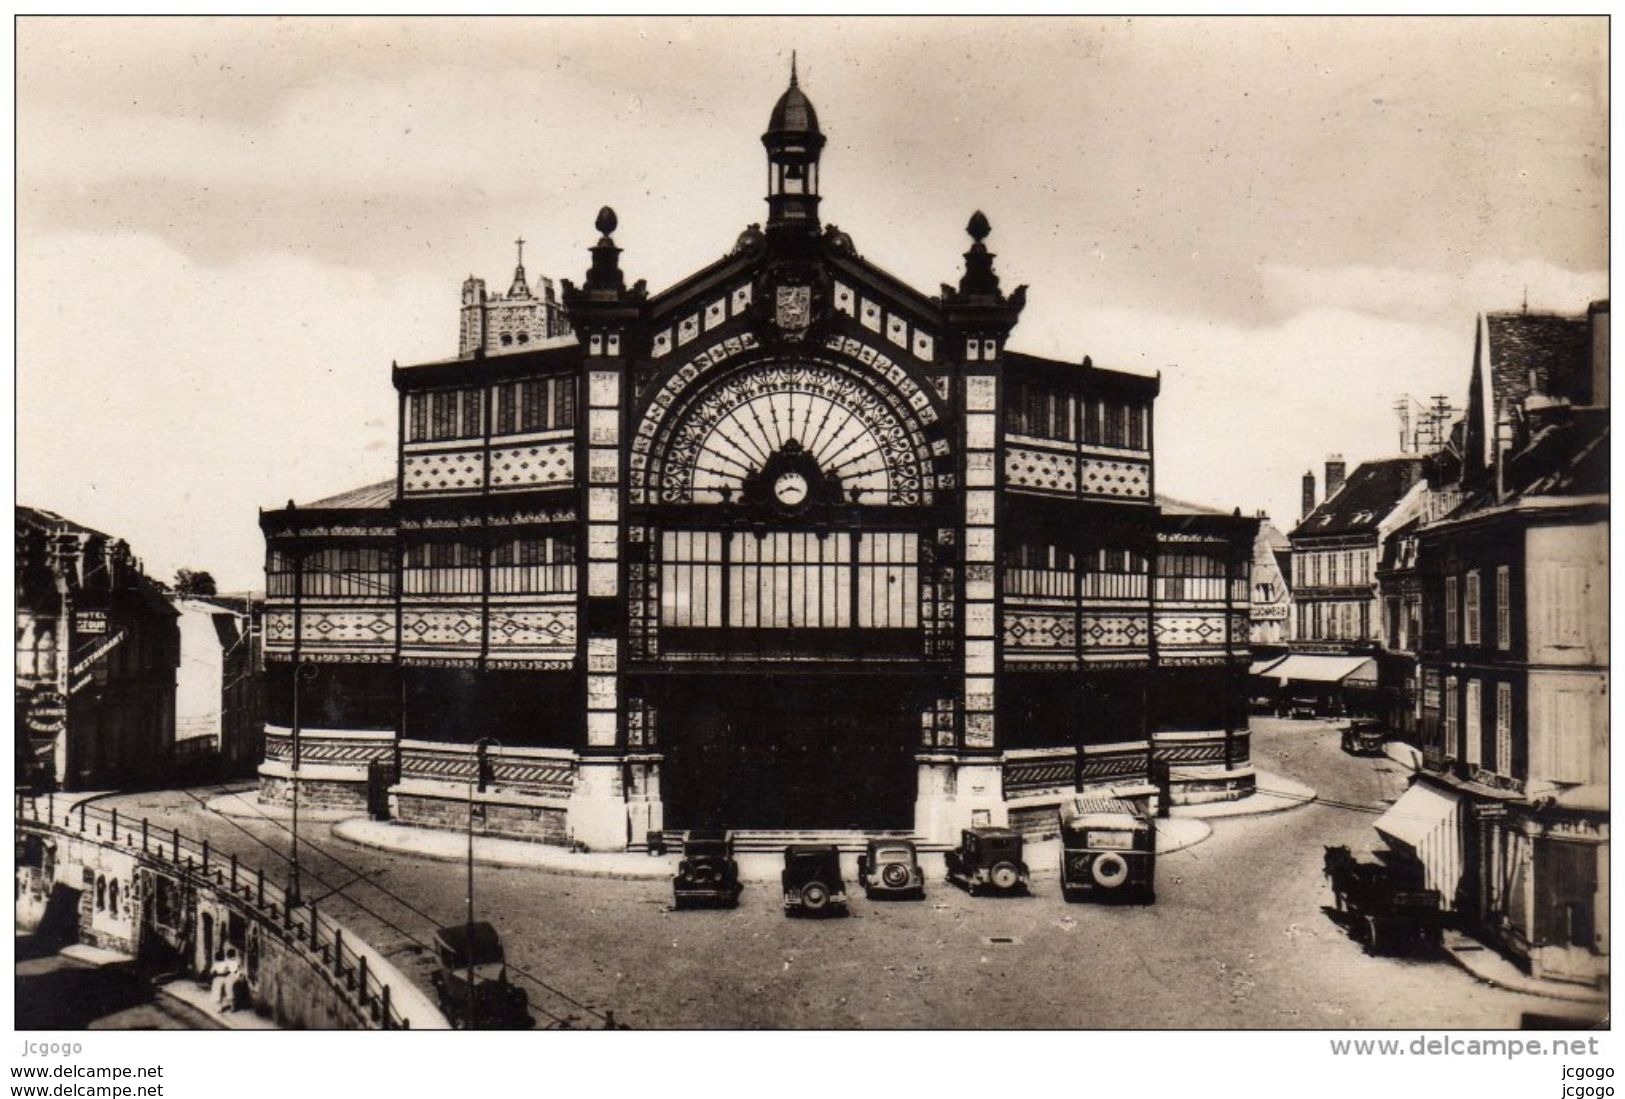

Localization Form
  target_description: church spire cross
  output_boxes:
[507,235,531,298]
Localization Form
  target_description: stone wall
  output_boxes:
[15,809,444,1030]
[394,789,568,845]
[258,773,369,813]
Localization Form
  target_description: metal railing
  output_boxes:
[15,794,418,1030]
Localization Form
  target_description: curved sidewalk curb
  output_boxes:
[205,791,358,824]
[1440,934,1609,1006]
[333,818,678,880]
[333,814,1216,882]
[1172,769,1316,820]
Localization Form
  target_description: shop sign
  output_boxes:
[25,690,67,736]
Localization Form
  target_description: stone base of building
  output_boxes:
[252,736,1257,852]
[1168,765,1257,805]
[390,780,569,845]
[257,762,370,814]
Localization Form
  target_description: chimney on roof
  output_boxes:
[1301,470,1316,520]
[1325,454,1347,500]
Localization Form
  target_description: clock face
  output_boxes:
[774,471,810,507]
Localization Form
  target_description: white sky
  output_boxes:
[16,16,1608,591]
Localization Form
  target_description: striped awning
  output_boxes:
[1264,654,1377,684]
[1374,780,1463,909]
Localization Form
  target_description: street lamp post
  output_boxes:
[466,736,499,1027]
[288,546,308,906]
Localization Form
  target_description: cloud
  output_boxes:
[1260,260,1608,326]
[17,231,429,590]
[1011,303,1477,528]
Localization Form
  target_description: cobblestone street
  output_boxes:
[88,719,1599,1029]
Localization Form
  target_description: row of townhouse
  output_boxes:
[1273,302,1608,989]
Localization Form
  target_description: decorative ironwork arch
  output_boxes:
[632,346,946,506]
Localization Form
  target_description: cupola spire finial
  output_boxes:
[790,50,798,88]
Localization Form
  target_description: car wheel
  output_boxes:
[988,861,1021,892]
[882,863,911,889]
[800,881,830,911]
[1091,852,1129,889]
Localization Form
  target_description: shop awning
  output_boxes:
[1249,656,1287,677]
[1264,654,1377,684]
[1374,780,1463,908]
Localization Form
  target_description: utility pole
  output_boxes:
[288,547,305,905]
[466,736,498,1028]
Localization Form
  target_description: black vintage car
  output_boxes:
[781,845,849,917]
[856,838,925,900]
[1340,719,1388,757]
[672,829,743,909]
[1060,811,1155,904]
[944,827,1030,896]
[429,922,534,1029]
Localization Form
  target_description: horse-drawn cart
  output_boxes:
[1323,846,1444,956]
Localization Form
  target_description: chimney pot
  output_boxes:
[1324,454,1347,500]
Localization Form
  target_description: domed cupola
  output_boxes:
[761,54,825,232]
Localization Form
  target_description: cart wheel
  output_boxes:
[988,862,1021,892]
[800,881,830,911]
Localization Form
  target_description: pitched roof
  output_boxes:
[1156,493,1230,516]
[1485,311,1593,415]
[299,480,395,510]
[17,505,108,539]
[1290,457,1423,539]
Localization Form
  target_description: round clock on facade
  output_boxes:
[774,471,810,507]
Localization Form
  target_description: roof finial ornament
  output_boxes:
[790,50,798,88]
[515,236,526,269]
[595,206,618,240]
[967,210,991,243]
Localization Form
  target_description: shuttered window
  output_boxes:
[1443,676,1459,759]
[1464,569,1481,646]
[1445,575,1458,645]
[1495,682,1513,776]
[1464,680,1482,766]
[1496,565,1511,650]
[1532,684,1591,784]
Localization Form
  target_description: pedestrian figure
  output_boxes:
[210,948,233,1010]
[221,947,244,1012]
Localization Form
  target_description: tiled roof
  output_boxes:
[1485,311,1593,414]
[1289,457,1423,539]
[299,480,395,510]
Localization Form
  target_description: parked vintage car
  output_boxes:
[781,845,849,917]
[428,922,534,1029]
[1060,811,1155,904]
[856,838,925,900]
[944,827,1030,896]
[1340,719,1388,757]
[1286,695,1322,719]
[672,829,743,909]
